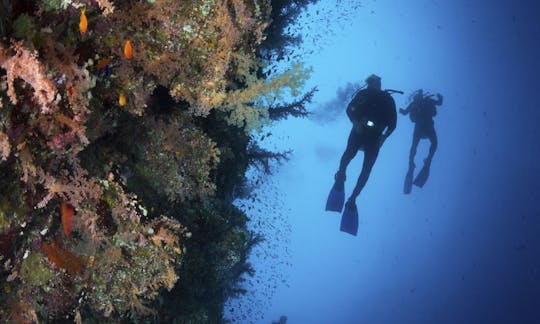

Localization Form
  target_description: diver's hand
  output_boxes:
[399,108,407,115]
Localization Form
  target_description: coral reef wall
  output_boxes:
[0,0,315,322]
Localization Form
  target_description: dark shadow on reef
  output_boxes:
[0,0,317,322]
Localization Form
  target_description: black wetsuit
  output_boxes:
[403,95,443,165]
[336,88,397,202]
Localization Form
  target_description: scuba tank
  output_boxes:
[350,83,403,100]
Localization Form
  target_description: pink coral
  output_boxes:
[95,0,115,16]
[49,113,90,152]
[0,131,9,161]
[0,42,57,114]
[36,158,103,210]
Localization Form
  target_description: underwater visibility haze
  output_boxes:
[234,0,540,323]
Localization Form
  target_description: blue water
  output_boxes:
[229,1,540,323]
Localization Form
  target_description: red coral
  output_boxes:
[42,240,85,275]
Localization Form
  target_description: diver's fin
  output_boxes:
[325,181,345,212]
[413,162,431,188]
[340,201,358,236]
[404,166,414,194]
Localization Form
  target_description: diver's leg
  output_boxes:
[426,128,438,163]
[409,126,421,167]
[336,130,360,182]
[404,130,420,194]
[413,127,437,188]
[347,147,379,204]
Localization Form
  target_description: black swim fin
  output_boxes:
[325,180,345,212]
[404,165,414,194]
[340,201,358,236]
[413,162,431,188]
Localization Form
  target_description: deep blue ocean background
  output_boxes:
[227,1,540,323]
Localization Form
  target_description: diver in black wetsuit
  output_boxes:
[334,74,397,208]
[400,89,444,193]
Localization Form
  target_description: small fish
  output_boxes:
[119,92,126,106]
[79,8,88,35]
[97,57,111,69]
[97,58,111,76]
[67,86,74,97]
[124,40,132,59]
[61,202,75,237]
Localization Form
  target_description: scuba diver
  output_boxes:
[325,74,399,236]
[400,89,444,194]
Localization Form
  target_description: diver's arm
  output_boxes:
[435,93,443,106]
[347,104,363,134]
[399,102,413,115]
[385,104,397,137]
[345,94,356,122]
[379,98,397,146]
[388,97,398,134]
[346,91,363,124]
[346,103,355,122]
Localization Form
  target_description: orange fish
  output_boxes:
[118,92,126,106]
[79,8,88,35]
[67,86,74,97]
[124,40,132,59]
[61,202,75,237]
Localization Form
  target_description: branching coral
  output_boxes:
[2,178,188,320]
[85,214,185,317]
[0,42,56,112]
[135,115,220,203]
[0,0,315,321]
[0,131,9,160]
[36,158,103,209]
[90,0,306,129]
[222,63,311,130]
